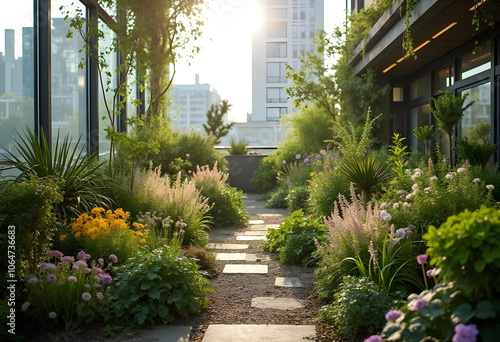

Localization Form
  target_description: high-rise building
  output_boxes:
[251,0,324,122]
[169,74,222,131]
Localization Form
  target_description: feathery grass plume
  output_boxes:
[192,162,228,190]
[131,165,211,246]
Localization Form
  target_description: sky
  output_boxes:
[175,0,349,122]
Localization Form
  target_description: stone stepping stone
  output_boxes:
[251,297,304,310]
[216,253,246,261]
[223,264,268,274]
[266,224,281,229]
[245,254,271,262]
[247,225,268,231]
[212,229,240,235]
[202,324,315,342]
[210,235,231,240]
[249,219,265,225]
[275,277,303,287]
[240,231,268,236]
[236,235,266,241]
[128,325,191,342]
[207,243,249,250]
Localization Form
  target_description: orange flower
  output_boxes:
[139,239,146,244]
[75,231,81,240]
[59,235,67,241]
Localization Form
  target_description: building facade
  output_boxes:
[169,75,222,132]
[251,0,324,122]
[350,0,500,160]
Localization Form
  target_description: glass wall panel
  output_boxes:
[434,65,454,90]
[460,82,491,143]
[409,104,430,150]
[266,22,287,38]
[410,74,430,100]
[51,0,87,150]
[266,42,287,58]
[461,47,491,80]
[0,0,34,161]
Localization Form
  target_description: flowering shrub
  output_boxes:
[424,206,500,300]
[136,211,186,249]
[61,207,146,262]
[102,245,213,327]
[23,250,115,328]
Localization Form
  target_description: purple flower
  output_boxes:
[40,262,56,272]
[72,260,87,270]
[24,274,35,282]
[48,311,57,319]
[96,292,104,300]
[364,335,383,342]
[320,149,327,156]
[304,158,310,163]
[295,154,301,159]
[98,258,104,265]
[61,256,75,263]
[282,160,286,165]
[385,310,402,321]
[47,274,57,282]
[101,274,112,284]
[417,254,427,265]
[426,269,434,278]
[46,250,63,258]
[109,254,118,263]
[411,298,428,311]
[77,250,91,261]
[316,155,321,160]
[376,191,381,198]
[452,323,479,342]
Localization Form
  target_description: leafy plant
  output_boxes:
[286,185,309,212]
[424,206,500,301]
[341,153,391,203]
[318,276,404,338]
[388,133,409,179]
[0,127,112,221]
[181,245,217,278]
[454,136,496,172]
[264,184,289,209]
[264,209,326,266]
[203,99,234,145]
[227,137,249,155]
[413,125,438,158]
[430,91,474,167]
[103,245,213,327]
[251,155,280,194]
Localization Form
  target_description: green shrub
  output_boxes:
[470,164,500,201]
[103,246,213,327]
[264,185,289,209]
[263,209,326,266]
[319,276,404,338]
[251,155,280,194]
[424,206,500,300]
[286,185,309,212]
[454,136,496,171]
[181,245,217,277]
[227,137,249,155]
[192,164,248,228]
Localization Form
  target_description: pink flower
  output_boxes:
[98,258,104,265]
[96,292,104,300]
[77,250,91,261]
[320,149,327,156]
[282,160,286,165]
[385,310,402,321]
[61,256,75,263]
[416,254,427,265]
[364,335,383,342]
[304,158,310,163]
[295,154,301,159]
[72,260,87,270]
[426,269,434,278]
[109,254,118,263]
[46,250,63,258]
[185,153,190,158]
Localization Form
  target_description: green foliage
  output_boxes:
[103,246,213,327]
[319,276,404,338]
[430,91,474,166]
[388,133,409,179]
[264,185,289,209]
[136,211,187,250]
[203,99,234,145]
[181,245,217,276]
[468,122,490,144]
[413,125,437,157]
[454,136,496,171]
[0,127,112,221]
[227,137,249,155]
[0,177,63,271]
[263,210,326,266]
[192,164,248,228]
[286,185,309,212]
[341,153,391,202]
[251,155,280,194]
[470,164,500,202]
[424,206,500,300]
[382,282,500,342]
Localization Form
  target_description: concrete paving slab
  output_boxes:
[212,229,240,235]
[210,235,231,240]
[249,219,265,225]
[202,324,315,342]
[246,225,267,231]
[223,264,268,274]
[236,235,266,241]
[251,297,304,310]
[207,243,249,250]
[245,254,271,262]
[240,230,268,236]
[266,224,281,229]
[216,253,246,261]
[260,213,285,217]
[275,277,303,287]
[129,326,191,342]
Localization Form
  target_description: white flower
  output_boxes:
[393,203,400,209]
[380,202,388,210]
[405,169,412,175]
[82,292,91,301]
[405,193,412,200]
[403,202,411,208]
[486,184,495,191]
[21,302,30,311]
[412,183,419,190]
[424,186,431,192]
[411,171,421,181]
[28,277,39,285]
[457,167,466,173]
[473,178,481,184]
[72,260,87,270]
[380,210,392,221]
[430,175,438,181]
[40,263,56,273]
[445,172,457,180]
[48,311,57,319]
[96,292,104,300]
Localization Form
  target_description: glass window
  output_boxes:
[293,7,298,20]
[51,0,87,151]
[310,25,315,38]
[267,8,287,20]
[435,65,454,90]
[410,74,430,100]
[392,87,404,102]
[267,0,287,5]
[300,44,306,56]
[309,44,314,53]
[300,25,306,39]
[300,8,306,20]
[0,0,34,162]
[266,22,287,38]
[266,87,287,103]
[460,82,491,143]
[292,44,298,58]
[266,62,287,83]
[266,107,287,121]
[266,42,287,58]
[292,25,298,39]
[461,47,491,80]
[409,104,430,150]
[310,6,315,22]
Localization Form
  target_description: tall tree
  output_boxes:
[203,99,234,145]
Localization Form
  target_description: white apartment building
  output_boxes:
[251,0,324,122]
[169,74,222,131]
